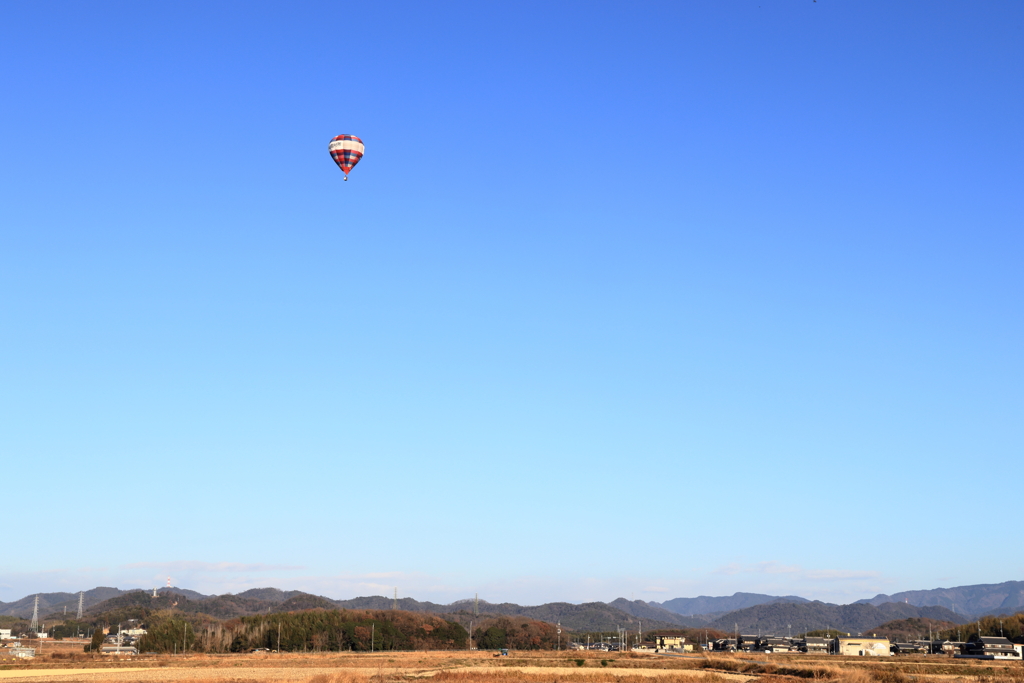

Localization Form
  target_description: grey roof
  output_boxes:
[978,636,1013,645]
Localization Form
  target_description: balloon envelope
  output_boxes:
[329,135,364,177]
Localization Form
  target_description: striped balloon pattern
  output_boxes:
[329,135,364,178]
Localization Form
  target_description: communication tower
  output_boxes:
[30,596,39,631]
[77,591,84,619]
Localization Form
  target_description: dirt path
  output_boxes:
[445,665,755,681]
[0,665,756,683]
[0,670,166,680]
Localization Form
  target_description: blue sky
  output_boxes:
[1,1,1021,606]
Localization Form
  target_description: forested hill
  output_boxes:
[70,591,689,633]
[0,587,125,618]
[235,588,307,603]
[9,579,1020,630]
[855,581,1024,617]
[470,600,689,631]
[607,598,706,627]
[336,596,689,631]
[656,592,810,618]
[863,617,960,642]
[706,601,966,636]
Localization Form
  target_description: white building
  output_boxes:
[0,629,12,640]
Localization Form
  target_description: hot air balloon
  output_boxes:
[328,134,364,180]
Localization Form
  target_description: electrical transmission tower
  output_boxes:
[77,592,84,619]
[392,588,398,610]
[474,593,478,617]
[30,596,39,632]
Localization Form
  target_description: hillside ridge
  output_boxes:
[4,579,1020,630]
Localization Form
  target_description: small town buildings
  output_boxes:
[738,635,759,652]
[798,637,829,654]
[961,637,1020,659]
[892,642,929,655]
[930,640,962,655]
[0,629,11,640]
[100,645,138,655]
[760,637,794,653]
[9,647,35,659]
[654,635,686,652]
[834,635,892,656]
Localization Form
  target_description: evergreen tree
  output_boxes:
[87,628,105,652]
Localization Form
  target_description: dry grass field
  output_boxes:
[1,649,1021,683]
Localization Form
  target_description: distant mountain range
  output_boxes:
[0,587,124,619]
[333,596,695,631]
[703,600,965,636]
[1,580,1019,634]
[854,580,1024,617]
[654,592,810,618]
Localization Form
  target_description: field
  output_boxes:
[1,649,1022,683]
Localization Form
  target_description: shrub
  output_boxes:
[871,667,907,683]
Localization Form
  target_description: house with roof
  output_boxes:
[960,637,1020,659]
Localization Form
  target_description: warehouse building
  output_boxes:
[833,635,892,656]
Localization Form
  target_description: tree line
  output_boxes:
[937,613,1024,642]
[470,616,560,650]
[138,608,468,653]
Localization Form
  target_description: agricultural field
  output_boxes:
[0,649,1022,683]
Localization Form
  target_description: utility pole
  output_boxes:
[371,623,375,653]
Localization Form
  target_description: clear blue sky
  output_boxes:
[2,1,1021,606]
